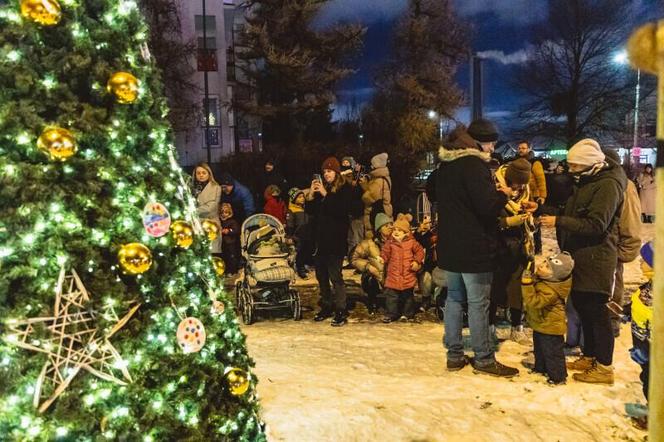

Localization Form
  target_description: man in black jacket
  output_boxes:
[435,121,519,377]
[541,138,627,385]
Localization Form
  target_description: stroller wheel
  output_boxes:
[241,289,254,325]
[290,289,302,321]
[235,281,242,306]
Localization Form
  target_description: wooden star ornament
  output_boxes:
[4,266,139,412]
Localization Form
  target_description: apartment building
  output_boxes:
[174,0,260,167]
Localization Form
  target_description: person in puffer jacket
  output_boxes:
[263,184,287,224]
[352,213,394,314]
[380,214,425,323]
[286,187,311,278]
[521,252,574,385]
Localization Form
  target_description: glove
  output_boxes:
[410,261,421,272]
[521,268,533,285]
[505,213,529,227]
[521,261,534,285]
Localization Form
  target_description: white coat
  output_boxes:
[196,182,223,253]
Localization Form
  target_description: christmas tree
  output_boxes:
[0,0,265,439]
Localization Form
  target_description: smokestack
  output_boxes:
[470,55,484,121]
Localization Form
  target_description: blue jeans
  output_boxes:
[443,271,495,365]
[565,298,584,350]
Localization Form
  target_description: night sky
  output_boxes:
[317,0,664,135]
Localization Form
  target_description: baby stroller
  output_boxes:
[235,214,302,324]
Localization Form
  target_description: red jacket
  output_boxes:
[381,235,425,291]
[264,194,287,224]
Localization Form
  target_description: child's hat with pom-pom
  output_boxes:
[393,213,413,233]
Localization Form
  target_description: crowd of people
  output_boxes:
[189,116,655,428]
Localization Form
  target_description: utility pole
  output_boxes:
[202,0,211,164]
[633,68,641,150]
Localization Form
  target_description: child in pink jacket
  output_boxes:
[381,214,425,322]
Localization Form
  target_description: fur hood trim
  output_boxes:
[438,147,491,163]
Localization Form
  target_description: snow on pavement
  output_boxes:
[241,225,654,441]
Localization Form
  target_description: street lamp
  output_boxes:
[614,49,641,160]
[427,110,443,141]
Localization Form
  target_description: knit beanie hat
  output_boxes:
[545,252,575,281]
[505,158,532,185]
[445,125,478,150]
[288,187,304,202]
[567,138,605,167]
[393,213,412,233]
[374,213,393,233]
[321,157,341,174]
[219,172,233,186]
[468,118,499,143]
[371,152,389,169]
[341,156,356,170]
[641,241,654,268]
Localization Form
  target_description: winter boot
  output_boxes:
[447,355,471,372]
[509,325,533,346]
[472,360,519,378]
[313,309,333,322]
[572,362,614,385]
[566,356,595,371]
[331,311,348,327]
[521,353,536,371]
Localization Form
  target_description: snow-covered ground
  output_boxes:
[241,225,654,441]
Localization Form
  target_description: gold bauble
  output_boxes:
[107,71,139,104]
[171,220,194,249]
[225,368,249,396]
[117,243,152,275]
[201,219,220,241]
[20,0,61,26]
[212,257,226,277]
[37,126,77,161]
